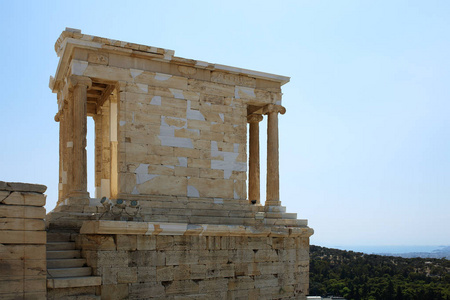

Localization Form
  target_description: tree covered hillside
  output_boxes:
[310,245,450,300]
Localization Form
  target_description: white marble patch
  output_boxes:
[136,83,148,93]
[186,100,205,121]
[187,185,200,197]
[211,141,246,179]
[159,223,188,235]
[177,157,188,167]
[169,88,185,99]
[160,136,193,148]
[150,96,162,106]
[155,73,172,81]
[130,69,143,79]
[71,60,88,76]
[234,86,255,99]
[213,198,224,204]
[195,60,208,67]
[132,186,140,195]
[145,224,155,235]
[135,163,159,184]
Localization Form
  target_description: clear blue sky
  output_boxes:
[1,1,449,248]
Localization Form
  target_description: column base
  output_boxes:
[65,192,91,206]
[265,200,281,206]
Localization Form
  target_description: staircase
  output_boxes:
[46,231,101,299]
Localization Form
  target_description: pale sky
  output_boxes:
[1,1,449,248]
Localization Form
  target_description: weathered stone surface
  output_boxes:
[0,181,47,193]
[0,192,46,206]
[0,218,45,231]
[0,182,47,298]
[42,29,312,300]
[0,205,46,219]
[0,230,46,244]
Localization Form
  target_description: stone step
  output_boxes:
[47,267,92,278]
[47,241,76,251]
[263,218,307,227]
[47,276,102,289]
[47,250,81,259]
[264,206,287,213]
[47,232,73,242]
[55,295,100,300]
[264,212,297,219]
[47,258,87,269]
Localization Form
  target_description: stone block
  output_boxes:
[174,166,199,177]
[198,278,228,293]
[0,181,46,193]
[0,244,45,260]
[101,267,118,285]
[254,274,279,289]
[137,266,156,282]
[76,234,116,251]
[129,281,165,298]
[116,235,137,251]
[134,251,165,267]
[156,236,174,250]
[0,218,45,231]
[187,177,233,199]
[0,192,46,206]
[189,264,206,279]
[0,205,46,219]
[173,264,190,281]
[254,249,279,262]
[136,235,156,250]
[165,280,199,295]
[117,266,137,283]
[97,251,128,267]
[227,275,254,291]
[156,266,174,281]
[0,259,46,277]
[137,175,187,196]
[0,230,46,244]
[229,249,254,263]
[198,250,228,264]
[101,284,129,300]
[165,250,199,265]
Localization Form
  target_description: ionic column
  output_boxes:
[247,114,263,204]
[263,104,286,206]
[69,75,92,198]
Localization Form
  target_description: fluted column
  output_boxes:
[263,104,286,206]
[69,75,92,197]
[247,114,263,204]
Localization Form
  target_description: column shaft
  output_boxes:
[69,76,91,197]
[248,114,263,204]
[266,111,279,203]
[263,104,286,206]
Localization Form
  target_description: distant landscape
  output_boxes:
[310,245,450,300]
[377,246,450,260]
[328,245,450,259]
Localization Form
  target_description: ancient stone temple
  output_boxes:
[44,28,313,299]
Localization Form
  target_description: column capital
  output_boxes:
[262,104,286,115]
[68,75,92,90]
[247,114,263,124]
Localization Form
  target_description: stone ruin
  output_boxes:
[0,28,313,299]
